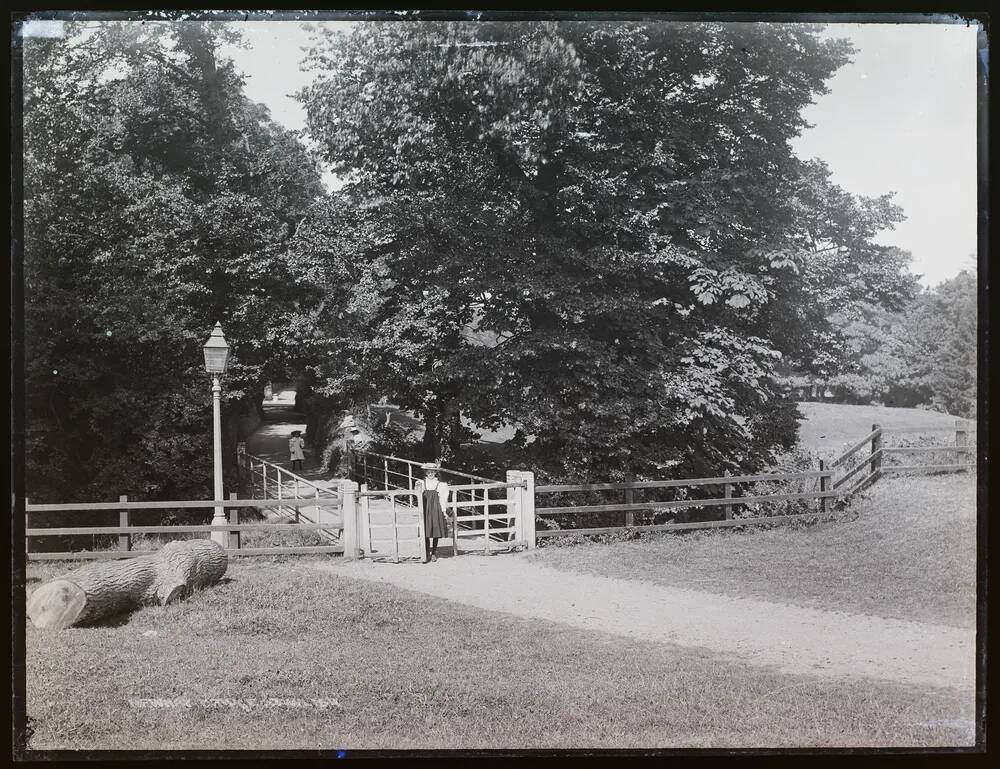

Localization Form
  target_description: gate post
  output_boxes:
[509,470,536,550]
[340,479,359,561]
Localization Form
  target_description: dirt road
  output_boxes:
[315,552,975,692]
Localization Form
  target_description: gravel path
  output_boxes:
[316,552,975,691]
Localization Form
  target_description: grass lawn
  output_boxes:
[24,553,973,751]
[531,474,977,629]
[795,402,970,453]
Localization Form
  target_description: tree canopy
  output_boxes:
[23,21,324,501]
[818,270,977,417]
[294,21,916,481]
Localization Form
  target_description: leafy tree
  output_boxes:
[295,21,914,482]
[903,271,977,418]
[806,269,975,417]
[823,300,930,406]
[22,21,324,503]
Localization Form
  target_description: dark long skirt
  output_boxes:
[423,489,449,538]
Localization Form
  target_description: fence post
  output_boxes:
[341,479,359,561]
[956,420,969,470]
[870,423,883,484]
[25,497,33,555]
[277,468,286,520]
[119,494,131,552]
[383,458,390,491]
[450,489,459,557]
[818,460,827,514]
[624,477,635,528]
[360,483,371,556]
[518,470,536,550]
[723,470,733,520]
[228,492,240,550]
[507,470,520,544]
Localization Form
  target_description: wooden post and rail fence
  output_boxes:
[23,421,975,561]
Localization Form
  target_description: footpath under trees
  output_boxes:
[292,21,917,483]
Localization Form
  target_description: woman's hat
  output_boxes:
[420,462,440,471]
[291,430,302,436]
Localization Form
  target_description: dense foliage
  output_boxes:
[819,270,977,418]
[22,21,323,502]
[295,21,915,481]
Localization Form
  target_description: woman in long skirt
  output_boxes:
[416,462,449,562]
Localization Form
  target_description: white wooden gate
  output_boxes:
[448,475,531,555]
[358,487,425,563]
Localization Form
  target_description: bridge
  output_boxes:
[239,400,531,561]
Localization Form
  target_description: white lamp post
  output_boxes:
[203,322,231,547]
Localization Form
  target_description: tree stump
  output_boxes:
[27,540,228,629]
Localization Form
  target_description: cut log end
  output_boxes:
[27,579,88,630]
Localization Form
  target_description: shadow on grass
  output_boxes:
[80,612,132,629]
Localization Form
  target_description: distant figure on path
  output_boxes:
[289,430,305,472]
[416,462,449,563]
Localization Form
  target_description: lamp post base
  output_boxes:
[210,510,229,547]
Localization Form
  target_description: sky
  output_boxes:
[23,17,981,288]
[217,20,979,289]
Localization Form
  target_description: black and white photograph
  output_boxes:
[11,10,986,754]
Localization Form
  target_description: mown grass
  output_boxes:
[795,402,968,453]
[24,554,975,751]
[531,474,977,629]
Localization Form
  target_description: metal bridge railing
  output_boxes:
[239,445,341,542]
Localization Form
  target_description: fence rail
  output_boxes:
[350,448,500,487]
[536,490,839,516]
[537,510,845,539]
[881,464,974,473]
[25,497,338,513]
[25,421,976,561]
[27,545,346,561]
[881,425,976,434]
[830,427,882,469]
[536,469,829,494]
[26,495,344,561]
[831,450,882,490]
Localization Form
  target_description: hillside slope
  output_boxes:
[795,402,971,452]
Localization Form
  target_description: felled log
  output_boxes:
[27,539,228,629]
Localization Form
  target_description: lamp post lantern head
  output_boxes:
[202,322,231,376]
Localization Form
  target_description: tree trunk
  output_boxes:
[27,540,228,629]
